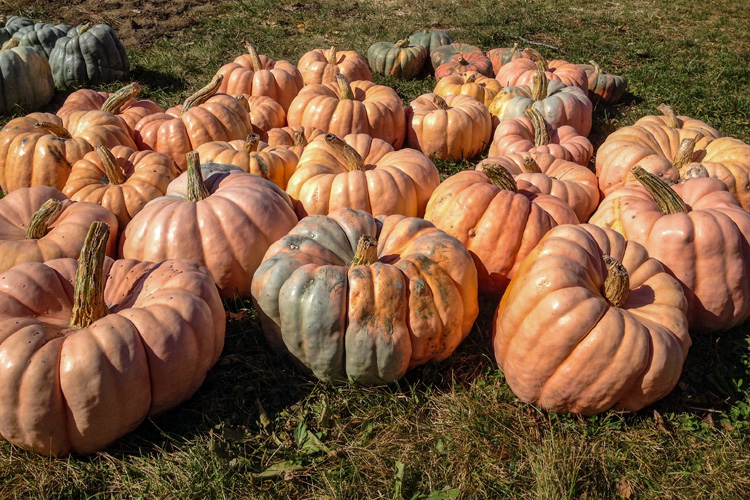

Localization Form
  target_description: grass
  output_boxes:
[1,0,750,498]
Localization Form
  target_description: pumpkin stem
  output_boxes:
[457,56,469,66]
[186,151,210,202]
[235,94,250,112]
[522,156,543,174]
[395,39,410,49]
[26,199,63,239]
[34,122,73,139]
[464,72,478,84]
[433,94,450,110]
[524,108,549,146]
[531,69,548,101]
[588,60,601,75]
[251,154,270,179]
[101,82,141,114]
[181,74,223,114]
[527,48,549,72]
[1,39,20,50]
[96,145,126,185]
[245,43,265,72]
[510,42,518,52]
[672,134,702,171]
[243,133,261,154]
[478,163,518,192]
[325,134,366,172]
[631,165,688,215]
[327,46,338,65]
[77,23,92,36]
[657,103,680,129]
[350,234,378,267]
[602,254,629,308]
[293,130,308,148]
[336,73,355,100]
[70,221,111,329]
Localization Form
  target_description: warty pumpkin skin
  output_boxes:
[0,40,55,115]
[251,208,479,385]
[0,185,119,273]
[121,152,298,299]
[287,75,406,149]
[495,49,588,93]
[0,111,136,193]
[486,44,533,75]
[493,223,690,415]
[405,93,492,161]
[476,152,600,222]
[433,71,502,108]
[0,223,225,455]
[367,39,428,80]
[286,133,441,218]
[590,168,750,334]
[424,164,578,294]
[297,46,372,86]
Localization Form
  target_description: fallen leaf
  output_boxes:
[654,410,670,435]
[252,461,304,479]
[616,476,634,499]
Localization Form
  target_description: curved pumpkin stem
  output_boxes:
[186,151,210,202]
[26,199,63,239]
[235,94,251,112]
[325,134,366,172]
[522,156,543,174]
[672,134,702,171]
[336,73,355,100]
[524,108,550,147]
[433,94,450,110]
[464,72,478,84]
[293,130,308,148]
[77,23,92,36]
[588,60,601,75]
[478,163,518,192]
[457,56,469,66]
[243,133,261,154]
[34,122,72,139]
[245,43,264,72]
[1,39,20,50]
[182,74,223,114]
[531,69,548,101]
[395,39,410,49]
[657,103,680,129]
[631,165,688,215]
[350,234,378,267]
[70,221,111,329]
[602,254,629,308]
[96,145,126,185]
[327,46,338,65]
[101,83,141,114]
[526,48,549,72]
[251,154,270,179]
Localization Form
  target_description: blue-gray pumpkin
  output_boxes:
[48,24,129,87]
[0,39,55,114]
[0,16,34,45]
[12,22,76,58]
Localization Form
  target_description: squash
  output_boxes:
[11,22,74,57]
[486,43,532,75]
[433,71,502,108]
[297,46,372,85]
[251,207,479,385]
[0,221,225,455]
[430,42,483,70]
[493,223,690,415]
[434,52,494,81]
[577,61,628,104]
[408,30,452,56]
[0,16,34,45]
[495,49,588,93]
[367,39,427,79]
[0,39,55,115]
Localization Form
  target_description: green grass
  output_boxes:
[2,0,750,498]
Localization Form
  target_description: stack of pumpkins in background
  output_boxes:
[1,21,750,456]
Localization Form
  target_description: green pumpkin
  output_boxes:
[0,40,55,114]
[578,61,628,104]
[367,39,427,79]
[48,24,129,88]
[0,16,34,45]
[409,30,451,55]
[12,22,76,58]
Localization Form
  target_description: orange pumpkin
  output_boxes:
[433,71,502,108]
[493,223,690,415]
[495,49,588,93]
[234,94,287,141]
[486,43,532,75]
[434,52,493,81]
[266,125,326,158]
[297,46,372,85]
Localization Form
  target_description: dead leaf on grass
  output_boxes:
[616,476,634,499]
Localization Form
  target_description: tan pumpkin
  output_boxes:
[493,223,690,415]
[63,145,177,228]
[286,133,440,218]
[495,49,588,93]
[266,125,326,158]
[215,44,303,112]
[287,74,406,149]
[234,94,287,141]
[405,93,492,161]
[297,46,372,85]
[433,71,502,108]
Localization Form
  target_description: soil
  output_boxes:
[2,0,222,48]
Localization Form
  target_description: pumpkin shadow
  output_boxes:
[129,65,189,95]
[589,91,644,152]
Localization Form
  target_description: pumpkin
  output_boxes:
[287,74,406,149]
[233,94,287,141]
[430,42,483,70]
[424,163,578,293]
[405,93,492,161]
[408,30,452,57]
[476,152,600,222]
[590,167,750,333]
[495,49,588,93]
[489,69,592,137]
[266,125,326,158]
[0,221,225,455]
[366,39,427,80]
[194,133,299,189]
[488,107,593,166]
[11,22,74,57]
[215,44,303,112]
[433,71,502,108]
[0,185,118,273]
[62,145,177,228]
[48,24,129,88]
[121,151,298,299]
[251,207,479,385]
[297,46,372,85]
[434,52,494,81]
[286,133,440,218]
[0,111,136,193]
[577,61,628,104]
[57,82,164,133]
[0,16,34,45]
[486,43,532,75]
[493,223,690,415]
[595,104,726,197]
[133,75,253,172]
[0,39,55,115]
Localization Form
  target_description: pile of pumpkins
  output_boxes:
[0,24,749,457]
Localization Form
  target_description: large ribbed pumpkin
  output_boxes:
[0,16,34,45]
[11,21,74,57]
[0,39,55,115]
[297,46,372,85]
[433,71,502,108]
[367,39,427,79]
[251,208,479,385]
[0,222,225,456]
[495,49,588,93]
[493,223,690,415]
[121,152,298,299]
[48,24,129,87]
[486,43,532,75]
[286,133,440,218]
[434,52,493,81]
[577,61,628,104]
[408,30,452,57]
[266,125,326,158]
